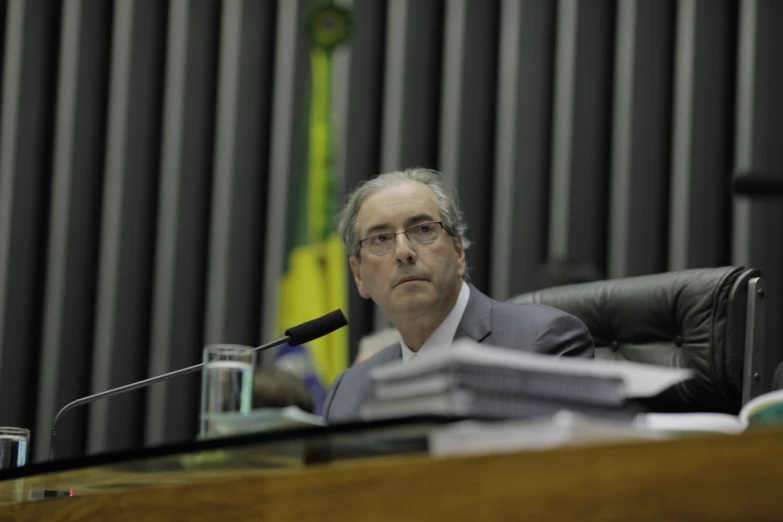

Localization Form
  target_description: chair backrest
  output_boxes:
[510,267,766,414]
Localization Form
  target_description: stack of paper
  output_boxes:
[360,338,693,423]
[428,412,670,457]
[204,406,324,438]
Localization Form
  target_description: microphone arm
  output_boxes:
[48,335,290,462]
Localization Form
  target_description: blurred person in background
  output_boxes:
[253,367,315,414]
[772,363,783,392]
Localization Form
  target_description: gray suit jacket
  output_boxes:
[322,284,594,423]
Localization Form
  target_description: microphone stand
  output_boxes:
[48,336,290,462]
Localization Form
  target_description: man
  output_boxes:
[323,168,594,423]
[354,327,400,365]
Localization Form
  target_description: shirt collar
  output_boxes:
[400,281,470,362]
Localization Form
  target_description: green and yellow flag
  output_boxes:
[274,1,352,413]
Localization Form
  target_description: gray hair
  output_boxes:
[336,168,472,259]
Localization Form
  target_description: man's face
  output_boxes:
[349,181,466,319]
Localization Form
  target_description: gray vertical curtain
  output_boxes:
[0,0,781,463]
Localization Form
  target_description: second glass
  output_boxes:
[0,427,29,470]
[199,344,256,438]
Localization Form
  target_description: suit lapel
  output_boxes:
[454,283,493,343]
[372,342,403,364]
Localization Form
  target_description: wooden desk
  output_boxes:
[1,426,782,521]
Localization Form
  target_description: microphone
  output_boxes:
[48,309,348,461]
[285,309,349,346]
[732,171,783,197]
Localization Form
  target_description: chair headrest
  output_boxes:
[510,266,760,413]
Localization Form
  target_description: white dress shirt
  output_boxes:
[400,281,470,362]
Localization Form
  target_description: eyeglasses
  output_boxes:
[357,221,452,256]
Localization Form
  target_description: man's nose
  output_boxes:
[394,233,417,264]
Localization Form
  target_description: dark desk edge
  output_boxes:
[0,415,461,482]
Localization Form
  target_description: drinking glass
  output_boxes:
[0,427,29,469]
[199,345,256,438]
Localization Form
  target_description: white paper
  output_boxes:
[429,411,669,457]
[635,412,744,434]
[207,406,325,436]
[370,338,693,399]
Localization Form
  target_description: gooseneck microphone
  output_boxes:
[732,171,783,197]
[47,310,348,461]
[285,309,348,346]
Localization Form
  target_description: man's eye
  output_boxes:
[417,224,433,233]
[372,234,391,244]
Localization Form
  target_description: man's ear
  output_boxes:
[350,256,371,299]
[454,237,466,279]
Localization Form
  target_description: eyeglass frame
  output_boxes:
[356,221,455,257]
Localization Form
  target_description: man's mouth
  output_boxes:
[395,276,427,286]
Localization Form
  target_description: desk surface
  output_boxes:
[1,421,783,522]
[0,416,443,505]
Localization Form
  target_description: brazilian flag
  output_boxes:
[274,1,352,414]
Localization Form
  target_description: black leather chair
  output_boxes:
[510,267,767,414]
